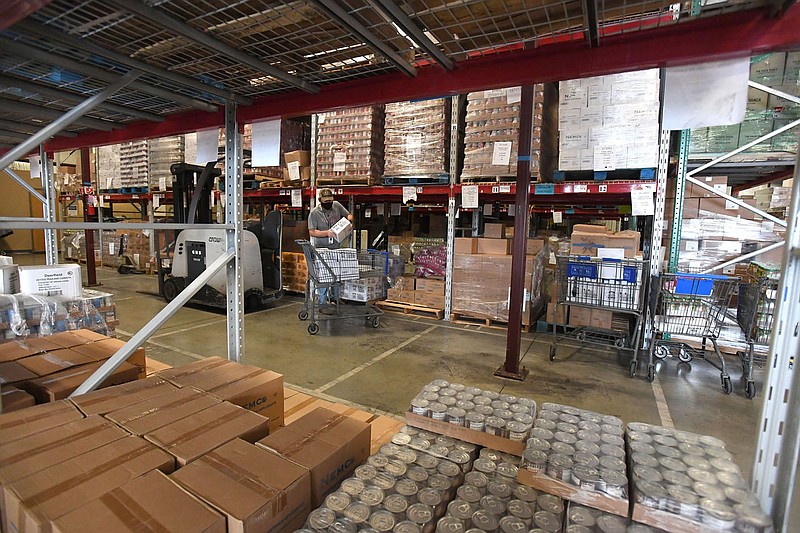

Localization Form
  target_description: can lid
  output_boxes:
[700,498,736,520]
[496,461,519,479]
[411,437,432,450]
[631,452,658,468]
[447,498,476,519]
[436,517,466,533]
[554,431,578,445]
[595,514,627,533]
[538,493,565,514]
[411,398,430,409]
[655,444,681,459]
[341,478,365,495]
[446,407,466,418]
[406,465,429,483]
[457,484,482,503]
[488,480,513,498]
[394,520,423,533]
[551,441,576,457]
[373,471,398,490]
[718,471,748,490]
[535,418,557,430]
[355,464,377,480]
[534,510,562,532]
[480,494,507,515]
[392,433,413,445]
[662,469,692,486]
[466,412,486,423]
[437,459,461,477]
[568,505,597,527]
[307,508,336,529]
[328,516,358,533]
[687,466,718,484]
[659,456,688,472]
[359,485,386,505]
[578,420,602,433]
[627,422,652,433]
[396,479,420,496]
[324,491,351,511]
[471,509,500,530]
[486,416,506,429]
[513,483,539,502]
[464,471,489,487]
[456,400,475,411]
[440,396,457,407]
[507,499,534,519]
[575,440,601,455]
[633,464,664,483]
[499,515,527,533]
[343,501,370,523]
[418,487,443,507]
[368,454,390,468]
[384,493,409,513]
[473,395,492,405]
[600,444,625,459]
[407,503,434,524]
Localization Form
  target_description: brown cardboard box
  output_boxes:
[70,376,178,416]
[0,399,83,444]
[16,349,96,377]
[699,197,739,216]
[284,150,311,167]
[667,175,728,198]
[484,223,506,239]
[415,278,445,295]
[477,238,511,255]
[570,231,612,257]
[0,361,38,385]
[454,238,479,254]
[573,224,608,234]
[257,407,370,507]
[159,358,284,431]
[568,306,592,327]
[416,293,446,309]
[505,226,515,238]
[20,361,141,404]
[0,337,61,364]
[590,309,614,329]
[45,331,96,349]
[527,239,545,255]
[606,232,639,258]
[3,436,174,533]
[0,385,34,412]
[52,470,226,533]
[386,288,415,304]
[172,439,311,533]
[105,387,222,435]
[144,401,269,466]
[71,338,146,377]
[546,303,567,324]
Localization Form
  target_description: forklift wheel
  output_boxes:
[245,293,261,312]
[118,264,134,275]
[163,278,180,303]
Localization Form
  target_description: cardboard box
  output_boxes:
[51,470,226,533]
[144,401,269,466]
[546,303,567,324]
[72,338,146,376]
[0,360,38,385]
[16,349,96,377]
[527,239,545,255]
[570,231,611,257]
[257,407,370,507]
[0,337,62,364]
[106,387,222,435]
[284,150,311,167]
[699,197,739,216]
[17,264,82,299]
[329,217,352,243]
[591,309,614,329]
[3,436,174,533]
[415,278,445,295]
[0,265,18,294]
[172,439,311,533]
[568,306,592,327]
[484,223,506,239]
[477,238,511,255]
[45,330,107,349]
[159,358,284,431]
[70,376,178,416]
[19,361,141,404]
[0,385,34,412]
[386,287,415,304]
[0,399,83,444]
[416,293,446,309]
[454,238,479,254]
[573,224,608,234]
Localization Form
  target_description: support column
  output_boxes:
[444,95,462,322]
[496,85,534,381]
[668,130,689,271]
[80,148,98,286]
[224,102,244,362]
[40,147,58,265]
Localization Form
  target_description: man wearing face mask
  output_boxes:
[308,188,353,313]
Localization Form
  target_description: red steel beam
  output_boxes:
[41,4,800,153]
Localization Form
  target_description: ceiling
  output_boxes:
[0,0,795,150]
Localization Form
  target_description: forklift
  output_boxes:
[157,162,283,311]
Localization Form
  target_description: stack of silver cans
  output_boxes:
[410,380,537,442]
[437,447,567,532]
[298,427,476,533]
[521,403,628,501]
[565,501,667,533]
[626,422,773,533]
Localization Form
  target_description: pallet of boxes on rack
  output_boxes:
[148,136,184,192]
[462,84,557,184]
[118,140,149,193]
[241,120,311,189]
[316,106,385,187]
[382,235,447,317]
[383,98,450,185]
[557,69,660,180]
[94,144,121,193]
[450,222,547,329]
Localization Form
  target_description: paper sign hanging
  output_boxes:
[492,142,513,166]
[287,161,301,181]
[195,129,219,164]
[365,209,372,218]
[251,119,281,167]
[631,188,655,216]
[506,87,522,104]
[333,152,347,172]
[483,203,493,216]
[152,194,161,209]
[462,185,479,209]
[390,203,401,216]
[553,211,563,224]
[291,189,302,207]
[402,186,417,204]
[593,146,616,171]
[508,204,516,217]
[29,156,41,178]
[158,177,168,191]
[376,203,385,216]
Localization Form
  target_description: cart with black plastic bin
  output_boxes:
[649,272,739,393]
[736,275,778,399]
[296,240,385,335]
[550,255,649,369]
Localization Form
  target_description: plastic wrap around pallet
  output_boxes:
[384,99,449,177]
[0,290,115,341]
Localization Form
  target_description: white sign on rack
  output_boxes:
[508,205,515,217]
[631,188,655,216]
[251,119,281,167]
[593,145,616,171]
[29,156,41,178]
[506,87,522,104]
[390,203,401,216]
[153,194,161,209]
[462,185,479,209]
[483,203,493,216]
[377,203,385,217]
[553,211,563,224]
[492,142,513,166]
[291,189,302,207]
[195,128,219,164]
[402,186,417,204]
[287,161,301,182]
[333,152,347,172]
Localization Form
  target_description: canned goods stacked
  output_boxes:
[301,427,473,533]
[437,447,566,532]
[521,403,628,501]
[565,501,667,533]
[626,422,773,533]
[410,381,537,441]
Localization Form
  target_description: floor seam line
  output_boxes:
[314,325,439,393]
[651,375,675,429]
[116,329,205,361]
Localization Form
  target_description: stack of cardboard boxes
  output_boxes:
[386,276,446,309]
[384,98,450,177]
[316,106,385,185]
[283,150,312,186]
[282,251,308,293]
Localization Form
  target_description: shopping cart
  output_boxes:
[296,240,386,335]
[550,255,649,366]
[649,272,739,393]
[736,276,778,399]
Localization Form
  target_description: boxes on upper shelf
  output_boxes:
[316,106,384,184]
[384,98,450,177]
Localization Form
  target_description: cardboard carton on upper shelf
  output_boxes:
[172,438,311,533]
[527,239,545,255]
[257,407,370,507]
[454,237,479,254]
[484,223,505,239]
[283,150,311,167]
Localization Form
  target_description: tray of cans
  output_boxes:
[517,402,629,517]
[439,447,567,532]
[405,380,537,457]
[627,422,773,533]
[298,426,476,532]
[567,501,668,532]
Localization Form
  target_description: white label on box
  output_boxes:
[67,205,78,216]
[18,264,82,298]
[153,194,161,209]
[462,185,479,209]
[593,145,616,171]
[159,177,167,190]
[196,128,219,164]
[291,189,302,207]
[317,113,326,124]
[333,152,347,172]
[483,203,493,216]
[365,209,371,218]
[553,211,563,223]
[725,200,738,210]
[762,220,775,233]
[402,186,417,204]
[684,240,699,252]
[506,86,522,104]
[631,188,655,216]
[109,242,115,255]
[485,88,507,98]
[405,133,423,151]
[492,142,513,166]
[391,203,401,216]
[29,156,41,178]
[288,161,301,181]
[377,203,385,216]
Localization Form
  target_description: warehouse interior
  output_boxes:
[1,0,799,532]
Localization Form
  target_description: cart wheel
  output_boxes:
[308,323,319,335]
[615,338,626,349]
[576,331,585,342]
[629,360,638,378]
[722,375,733,395]
[654,345,669,360]
[647,364,656,383]
[678,349,693,363]
[549,346,556,361]
[745,380,756,399]
[298,310,308,321]
[371,317,380,328]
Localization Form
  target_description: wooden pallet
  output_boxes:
[376,300,444,319]
[450,312,531,332]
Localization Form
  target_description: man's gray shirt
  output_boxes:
[308,201,350,249]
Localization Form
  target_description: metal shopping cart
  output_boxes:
[296,240,386,335]
[736,276,778,399]
[649,272,739,394]
[550,255,649,367]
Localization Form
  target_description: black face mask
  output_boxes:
[321,202,333,210]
